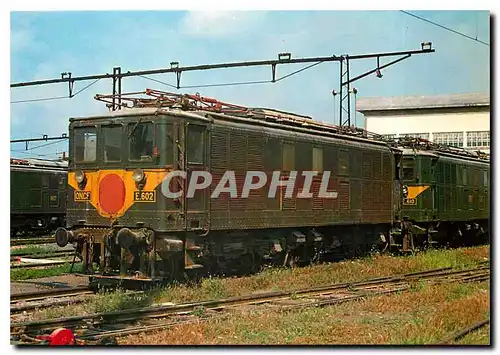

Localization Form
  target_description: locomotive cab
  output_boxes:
[57,109,210,286]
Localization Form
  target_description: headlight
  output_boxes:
[75,170,86,184]
[132,168,145,183]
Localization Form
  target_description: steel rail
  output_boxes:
[11,260,80,269]
[11,298,89,314]
[10,264,489,336]
[438,318,490,344]
[11,237,55,246]
[11,286,92,303]
[11,251,74,261]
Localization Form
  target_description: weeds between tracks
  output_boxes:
[120,278,490,345]
[11,264,490,345]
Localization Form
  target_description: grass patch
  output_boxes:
[119,281,490,345]
[152,245,489,305]
[10,263,83,281]
[22,245,490,325]
[26,287,155,321]
[92,289,155,313]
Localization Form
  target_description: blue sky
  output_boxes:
[10,10,490,159]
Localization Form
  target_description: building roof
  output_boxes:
[356,93,490,113]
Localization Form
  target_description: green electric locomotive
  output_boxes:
[11,158,68,237]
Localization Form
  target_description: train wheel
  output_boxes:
[283,251,300,268]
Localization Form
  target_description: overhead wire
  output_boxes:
[180,80,272,89]
[10,149,64,158]
[10,96,69,104]
[10,78,102,104]
[400,10,490,46]
[71,78,102,96]
[138,75,177,89]
[11,139,67,152]
[274,61,325,82]
[139,61,325,90]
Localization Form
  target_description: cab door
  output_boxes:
[185,122,209,232]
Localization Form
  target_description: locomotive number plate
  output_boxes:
[134,191,156,202]
[403,198,417,205]
[74,191,91,201]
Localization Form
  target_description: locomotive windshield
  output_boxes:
[128,122,154,161]
[74,127,97,163]
[103,125,123,162]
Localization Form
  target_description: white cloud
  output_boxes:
[178,11,266,38]
[10,28,35,53]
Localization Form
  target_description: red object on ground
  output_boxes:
[36,328,75,345]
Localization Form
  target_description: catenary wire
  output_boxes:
[138,75,178,89]
[11,139,67,151]
[139,61,325,90]
[400,10,489,46]
[10,78,102,104]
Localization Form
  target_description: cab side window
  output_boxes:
[402,158,414,181]
[128,122,154,162]
[103,125,123,162]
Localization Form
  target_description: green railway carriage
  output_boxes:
[398,147,489,245]
[10,158,68,237]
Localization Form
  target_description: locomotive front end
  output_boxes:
[55,109,192,286]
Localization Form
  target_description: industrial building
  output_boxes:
[356,93,490,154]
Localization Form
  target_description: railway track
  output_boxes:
[11,237,55,246]
[11,262,490,345]
[11,286,95,314]
[10,261,76,269]
[11,285,93,303]
[439,318,490,345]
[11,250,75,260]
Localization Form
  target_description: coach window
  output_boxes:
[187,125,205,164]
[483,170,488,187]
[74,127,97,163]
[462,167,468,185]
[129,122,154,162]
[312,147,323,171]
[103,125,123,162]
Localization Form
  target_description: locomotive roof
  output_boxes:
[401,148,489,165]
[68,88,393,148]
[70,105,392,148]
